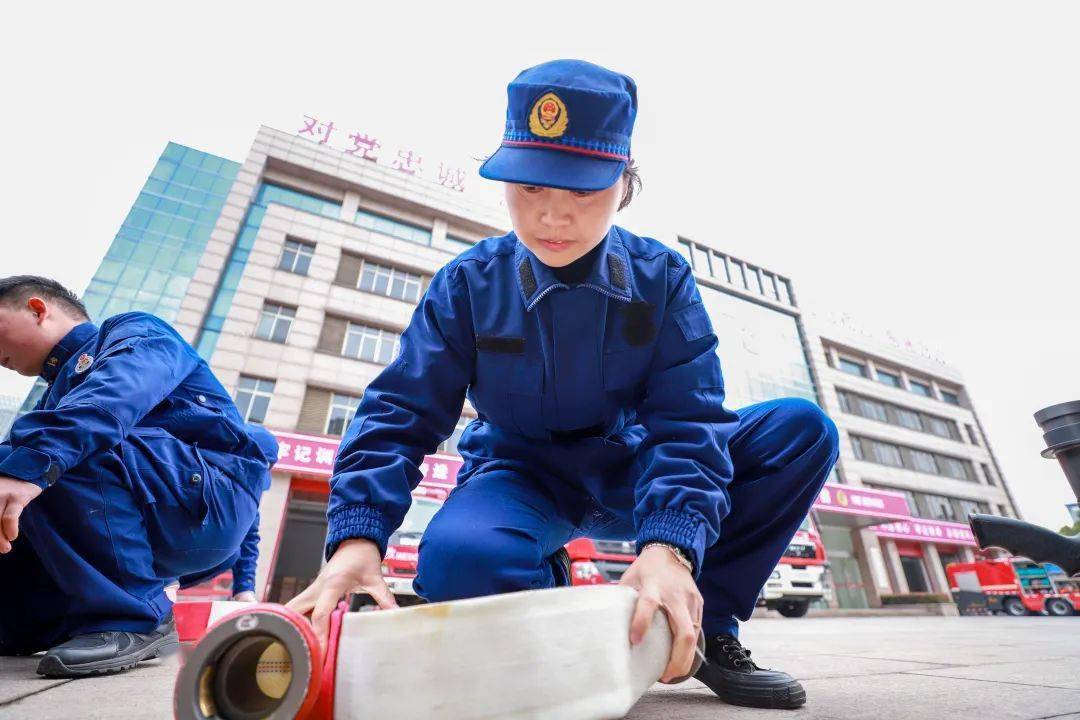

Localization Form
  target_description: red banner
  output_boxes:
[269,430,463,487]
[813,483,912,521]
[872,518,978,547]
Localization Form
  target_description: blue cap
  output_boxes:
[479,59,637,192]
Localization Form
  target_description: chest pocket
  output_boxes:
[603,347,653,394]
[474,344,545,439]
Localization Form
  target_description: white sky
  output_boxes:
[2,2,1078,530]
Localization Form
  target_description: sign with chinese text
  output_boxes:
[270,430,462,487]
[872,518,978,547]
[813,483,911,521]
[297,115,470,192]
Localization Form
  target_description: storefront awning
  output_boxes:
[813,483,913,528]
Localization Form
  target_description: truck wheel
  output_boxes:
[1002,597,1030,616]
[1045,598,1074,616]
[777,600,810,618]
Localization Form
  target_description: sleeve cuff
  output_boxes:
[232,578,256,594]
[637,509,708,578]
[0,446,61,489]
[325,502,391,561]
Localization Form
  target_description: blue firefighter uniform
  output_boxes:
[0,313,273,652]
[326,224,840,638]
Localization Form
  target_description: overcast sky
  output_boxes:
[2,2,1078,530]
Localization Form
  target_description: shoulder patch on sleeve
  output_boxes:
[674,302,713,342]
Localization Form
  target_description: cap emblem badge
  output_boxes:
[529,92,568,138]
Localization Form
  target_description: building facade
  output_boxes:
[805,316,1020,605]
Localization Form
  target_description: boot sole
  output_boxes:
[36,632,179,678]
[695,661,807,709]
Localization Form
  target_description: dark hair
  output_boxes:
[618,158,642,211]
[0,276,89,320]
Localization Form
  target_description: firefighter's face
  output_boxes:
[505,178,624,267]
[0,297,68,376]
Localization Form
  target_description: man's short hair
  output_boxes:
[0,276,89,320]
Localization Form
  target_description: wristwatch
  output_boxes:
[640,542,694,574]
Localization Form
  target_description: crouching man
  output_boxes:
[0,276,275,677]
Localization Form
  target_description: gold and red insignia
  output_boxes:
[529,92,569,138]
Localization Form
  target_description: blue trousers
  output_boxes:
[414,398,839,637]
[0,428,259,652]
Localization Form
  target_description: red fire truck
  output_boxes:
[945,558,1079,616]
[565,515,829,618]
[757,515,829,617]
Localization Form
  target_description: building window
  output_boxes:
[909,448,939,475]
[955,498,989,519]
[343,322,400,364]
[355,209,432,246]
[924,415,960,441]
[235,376,275,424]
[997,504,1011,518]
[941,389,961,406]
[326,393,362,436]
[937,455,974,482]
[444,235,473,253]
[279,238,315,275]
[858,397,889,423]
[836,389,851,414]
[255,302,296,343]
[839,358,868,378]
[966,425,981,445]
[894,406,923,432]
[358,260,423,303]
[923,493,957,521]
[981,463,997,486]
[909,379,932,397]
[851,434,976,482]
[869,439,904,468]
[876,369,902,388]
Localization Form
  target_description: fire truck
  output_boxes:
[757,515,829,617]
[565,516,829,618]
[945,558,1079,616]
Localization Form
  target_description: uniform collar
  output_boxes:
[513,226,633,311]
[40,322,97,383]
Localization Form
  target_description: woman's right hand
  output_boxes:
[285,537,399,649]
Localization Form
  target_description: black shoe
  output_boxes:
[693,633,806,709]
[36,613,179,678]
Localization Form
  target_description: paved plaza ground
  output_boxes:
[2,615,1078,719]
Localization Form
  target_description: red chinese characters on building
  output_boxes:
[437,163,466,192]
[392,149,422,176]
[297,116,336,145]
[345,132,381,162]
[296,116,466,191]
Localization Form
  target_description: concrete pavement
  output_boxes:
[2,615,1078,719]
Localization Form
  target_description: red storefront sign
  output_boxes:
[872,518,977,547]
[813,483,911,521]
[269,430,463,487]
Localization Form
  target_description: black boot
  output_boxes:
[36,613,178,678]
[693,632,806,709]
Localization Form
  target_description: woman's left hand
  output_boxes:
[619,544,703,683]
